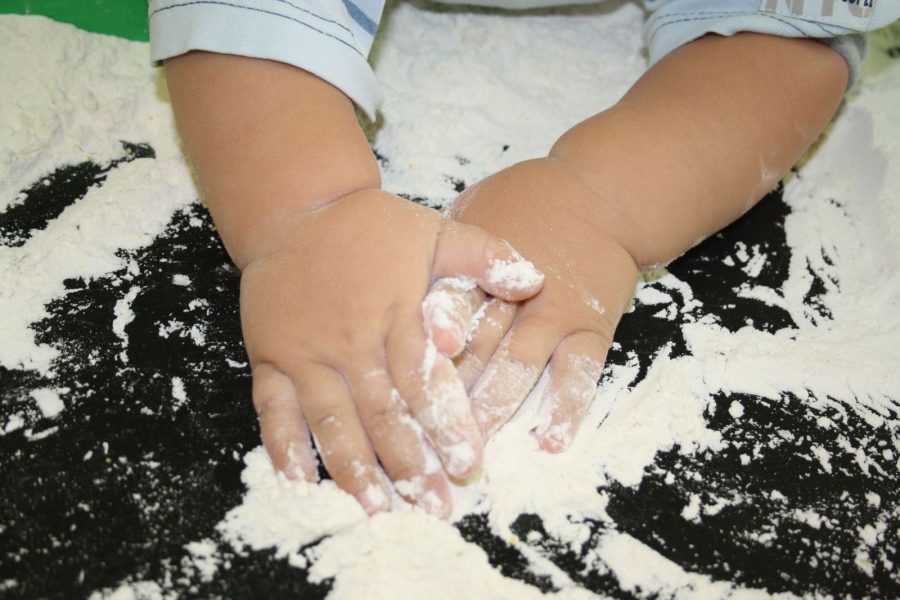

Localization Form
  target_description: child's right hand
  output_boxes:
[239,188,542,517]
[162,53,542,517]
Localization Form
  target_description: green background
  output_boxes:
[0,0,148,40]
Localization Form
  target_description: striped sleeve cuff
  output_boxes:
[149,0,384,118]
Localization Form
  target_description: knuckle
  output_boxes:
[250,362,287,417]
[364,402,405,443]
[308,408,346,433]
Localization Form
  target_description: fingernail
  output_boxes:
[443,440,479,480]
[394,477,450,519]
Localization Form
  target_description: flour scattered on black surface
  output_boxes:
[1,10,899,600]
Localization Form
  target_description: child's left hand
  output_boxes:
[438,158,640,451]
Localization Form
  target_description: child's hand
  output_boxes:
[442,35,849,451]
[240,188,542,517]
[447,159,640,452]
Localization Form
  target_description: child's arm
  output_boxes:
[165,52,543,516]
[450,33,848,449]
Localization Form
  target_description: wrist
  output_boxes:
[455,157,643,268]
[225,185,384,271]
[165,52,382,268]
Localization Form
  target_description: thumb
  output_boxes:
[432,220,543,302]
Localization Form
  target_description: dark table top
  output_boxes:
[2,149,898,599]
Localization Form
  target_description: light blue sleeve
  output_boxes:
[644,0,900,87]
[149,0,386,118]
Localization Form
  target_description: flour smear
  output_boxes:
[1,4,898,599]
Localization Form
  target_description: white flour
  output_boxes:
[1,4,898,599]
[0,17,194,375]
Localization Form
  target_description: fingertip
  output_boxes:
[355,482,392,515]
[253,363,321,483]
[394,474,453,519]
[430,324,466,358]
[533,427,570,454]
[443,437,484,481]
[483,248,544,301]
[422,277,482,358]
[448,463,485,487]
[531,339,608,455]
[425,477,454,520]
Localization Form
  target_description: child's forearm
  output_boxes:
[548,32,849,267]
[165,52,380,268]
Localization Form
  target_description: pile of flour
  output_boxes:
[1,3,898,599]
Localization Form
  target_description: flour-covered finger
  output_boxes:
[470,316,559,439]
[532,331,608,453]
[347,366,452,518]
[292,362,389,514]
[253,363,319,482]
[386,317,483,480]
[422,278,486,357]
[433,220,544,301]
[454,298,516,391]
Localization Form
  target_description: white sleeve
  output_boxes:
[149,0,386,118]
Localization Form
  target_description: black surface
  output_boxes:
[1,130,898,597]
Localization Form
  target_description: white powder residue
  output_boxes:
[374,1,646,205]
[88,581,169,600]
[487,255,544,292]
[183,539,220,583]
[594,531,791,599]
[422,276,477,346]
[171,377,188,409]
[29,387,66,419]
[419,337,439,380]
[112,285,141,363]
[188,324,206,347]
[0,16,194,374]
[305,510,596,600]
[740,244,767,278]
[172,274,191,287]
[2,414,25,435]
[634,285,673,306]
[681,493,701,522]
[216,448,367,561]
[157,320,184,339]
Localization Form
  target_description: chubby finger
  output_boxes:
[531,331,608,453]
[422,278,486,357]
[253,363,320,482]
[346,366,452,518]
[290,361,390,514]
[454,298,517,391]
[386,316,483,480]
[433,220,543,302]
[470,316,559,439]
